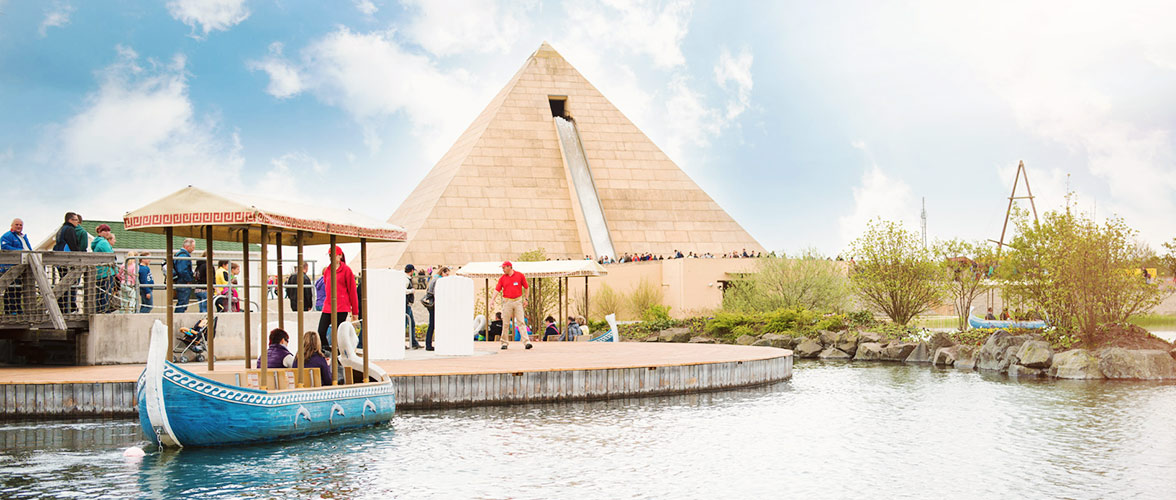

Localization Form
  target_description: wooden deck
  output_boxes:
[0,342,793,417]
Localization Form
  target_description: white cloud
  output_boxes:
[247,42,304,99]
[839,142,917,245]
[402,0,533,57]
[260,152,327,198]
[38,2,73,37]
[563,0,692,69]
[354,0,378,16]
[167,0,250,38]
[715,47,753,121]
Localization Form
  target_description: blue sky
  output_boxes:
[2,0,1174,256]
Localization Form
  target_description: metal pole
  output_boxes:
[276,231,284,331]
[205,226,215,371]
[361,238,369,383]
[241,229,250,370]
[259,225,269,389]
[165,228,174,359]
[296,231,305,387]
[329,235,338,386]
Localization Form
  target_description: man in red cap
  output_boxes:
[495,261,532,350]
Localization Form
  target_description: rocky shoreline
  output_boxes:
[649,328,1176,380]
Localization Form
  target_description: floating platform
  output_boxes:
[0,342,792,418]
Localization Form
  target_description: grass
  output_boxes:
[910,316,961,329]
[1129,313,1176,331]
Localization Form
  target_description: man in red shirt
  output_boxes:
[495,261,532,350]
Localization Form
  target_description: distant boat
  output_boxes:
[137,321,394,448]
[589,314,620,342]
[967,315,1048,330]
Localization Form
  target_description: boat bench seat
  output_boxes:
[200,368,322,390]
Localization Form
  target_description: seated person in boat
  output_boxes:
[488,312,503,341]
[295,331,333,387]
[259,328,295,368]
[542,316,559,341]
[985,307,996,321]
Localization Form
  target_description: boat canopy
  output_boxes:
[123,186,406,244]
[456,260,607,279]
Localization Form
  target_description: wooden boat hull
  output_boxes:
[137,321,394,448]
[967,315,1048,330]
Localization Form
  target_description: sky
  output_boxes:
[1,0,1174,257]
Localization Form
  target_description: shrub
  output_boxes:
[849,219,946,325]
[706,311,761,336]
[627,279,664,320]
[722,249,851,313]
[847,310,875,327]
[590,283,624,320]
[641,304,672,323]
[731,324,756,337]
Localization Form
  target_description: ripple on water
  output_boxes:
[1,361,1174,499]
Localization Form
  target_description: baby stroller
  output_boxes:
[172,317,217,363]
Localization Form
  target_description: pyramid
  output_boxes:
[369,42,764,268]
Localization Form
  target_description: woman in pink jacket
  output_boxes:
[316,247,358,352]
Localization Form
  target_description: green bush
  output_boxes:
[731,324,756,337]
[722,249,852,313]
[641,304,672,323]
[627,279,664,320]
[705,311,761,335]
[848,310,875,327]
[591,283,624,320]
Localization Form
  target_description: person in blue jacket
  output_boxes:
[173,239,196,312]
[138,254,155,313]
[1,218,32,314]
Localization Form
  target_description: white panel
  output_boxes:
[434,275,474,356]
[365,269,406,360]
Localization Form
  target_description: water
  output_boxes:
[2,361,1175,499]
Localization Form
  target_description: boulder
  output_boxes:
[853,342,885,361]
[954,345,978,370]
[881,342,917,361]
[928,331,956,353]
[859,331,884,344]
[932,346,958,367]
[977,331,1033,372]
[736,334,759,346]
[795,339,823,358]
[835,331,860,355]
[818,347,852,360]
[1170,347,1176,361]
[1098,348,1176,380]
[1008,364,1046,378]
[658,327,692,343]
[1048,349,1104,379]
[904,342,932,364]
[644,335,660,342]
[688,336,717,344]
[761,333,791,349]
[1015,341,1054,369]
[818,330,839,347]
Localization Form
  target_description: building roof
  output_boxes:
[77,220,261,253]
[456,260,607,279]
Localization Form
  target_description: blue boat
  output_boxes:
[138,321,395,448]
[967,315,1048,330]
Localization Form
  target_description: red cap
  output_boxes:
[501,261,512,267]
[329,247,344,256]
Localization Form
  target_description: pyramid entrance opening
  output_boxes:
[548,96,568,118]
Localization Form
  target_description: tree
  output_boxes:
[517,248,560,331]
[934,239,996,331]
[1000,209,1168,343]
[722,249,851,313]
[1162,237,1176,280]
[848,219,945,325]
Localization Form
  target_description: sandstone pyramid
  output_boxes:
[370,42,763,268]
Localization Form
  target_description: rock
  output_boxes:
[1008,364,1046,378]
[1098,348,1176,380]
[1170,348,1176,361]
[854,342,885,361]
[818,347,852,360]
[904,342,932,364]
[1048,349,1104,379]
[977,331,1033,372]
[835,331,860,355]
[818,330,839,347]
[736,334,758,346]
[795,339,823,358]
[688,336,716,344]
[954,345,978,370]
[1015,341,1054,369]
[932,346,958,367]
[644,335,660,342]
[761,333,791,349]
[859,331,884,344]
[881,342,917,361]
[658,327,692,343]
[928,331,955,353]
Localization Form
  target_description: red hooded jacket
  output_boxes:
[322,262,358,314]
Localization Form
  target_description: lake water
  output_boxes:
[2,361,1175,499]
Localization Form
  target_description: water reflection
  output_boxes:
[1,361,1174,499]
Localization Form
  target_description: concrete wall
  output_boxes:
[82,313,269,365]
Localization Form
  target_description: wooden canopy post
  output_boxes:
[329,235,339,386]
[361,238,369,383]
[584,276,589,322]
[558,277,563,336]
[484,278,489,340]
[296,231,306,387]
[205,226,215,371]
[241,229,251,370]
[165,228,174,358]
[259,225,269,389]
[276,231,284,331]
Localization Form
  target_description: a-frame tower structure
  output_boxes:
[369,42,764,268]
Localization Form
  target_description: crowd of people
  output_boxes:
[597,248,765,264]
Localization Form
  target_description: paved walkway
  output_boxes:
[0,342,789,384]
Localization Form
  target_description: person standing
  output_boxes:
[1,218,32,314]
[172,239,196,312]
[422,266,450,351]
[90,224,117,313]
[193,251,209,313]
[404,264,421,349]
[495,261,532,350]
[317,247,357,352]
[138,254,154,313]
[52,212,84,313]
[285,262,314,312]
[118,251,139,313]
